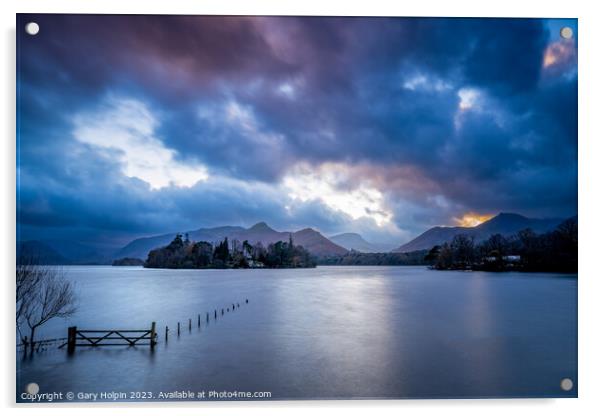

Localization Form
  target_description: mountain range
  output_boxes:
[18,212,574,264]
[393,213,568,253]
[114,222,348,260]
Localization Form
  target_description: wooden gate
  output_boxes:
[64,322,156,352]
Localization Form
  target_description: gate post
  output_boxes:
[67,326,77,354]
[150,322,157,349]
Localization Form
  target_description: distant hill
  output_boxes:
[42,239,114,264]
[329,233,396,253]
[394,213,567,253]
[116,222,348,260]
[17,241,70,265]
[17,239,115,265]
[114,225,245,260]
[293,228,348,256]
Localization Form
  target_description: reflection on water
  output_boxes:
[17,266,577,400]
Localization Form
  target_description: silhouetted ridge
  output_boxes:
[248,222,274,232]
[394,212,568,253]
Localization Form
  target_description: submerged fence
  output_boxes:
[163,299,249,342]
[27,298,252,354]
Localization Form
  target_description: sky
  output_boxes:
[16,15,578,248]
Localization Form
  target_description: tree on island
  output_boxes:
[189,241,213,268]
[423,245,441,263]
[450,234,475,268]
[144,234,316,269]
[212,237,230,267]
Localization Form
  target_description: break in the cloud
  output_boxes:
[73,96,209,190]
[16,15,577,248]
[283,162,393,227]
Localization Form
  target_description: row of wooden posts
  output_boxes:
[165,299,249,342]
[64,298,249,352]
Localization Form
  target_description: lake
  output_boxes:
[16,266,577,401]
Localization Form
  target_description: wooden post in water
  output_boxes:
[189,318,192,332]
[150,322,157,349]
[214,310,217,319]
[165,326,169,341]
[67,326,77,354]
[198,314,201,328]
[177,322,180,336]
[246,299,248,304]
[206,312,209,323]
[232,303,235,310]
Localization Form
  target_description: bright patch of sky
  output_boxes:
[73,97,208,190]
[454,212,494,227]
[283,163,393,227]
[453,87,483,130]
[277,82,296,99]
[403,74,452,92]
[457,88,481,111]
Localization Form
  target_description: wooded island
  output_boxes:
[144,234,316,269]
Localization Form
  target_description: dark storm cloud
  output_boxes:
[16,15,577,246]
[18,14,294,92]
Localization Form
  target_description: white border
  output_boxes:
[3,1,601,415]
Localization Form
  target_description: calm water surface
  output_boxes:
[17,266,577,401]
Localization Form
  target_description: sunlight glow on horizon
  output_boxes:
[453,212,494,227]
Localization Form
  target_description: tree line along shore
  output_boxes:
[424,217,577,272]
[324,218,576,272]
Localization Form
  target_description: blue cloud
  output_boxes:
[16,15,578,247]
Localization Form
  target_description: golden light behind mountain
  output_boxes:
[453,213,494,227]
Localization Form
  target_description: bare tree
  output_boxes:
[16,255,43,340]
[18,262,77,353]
